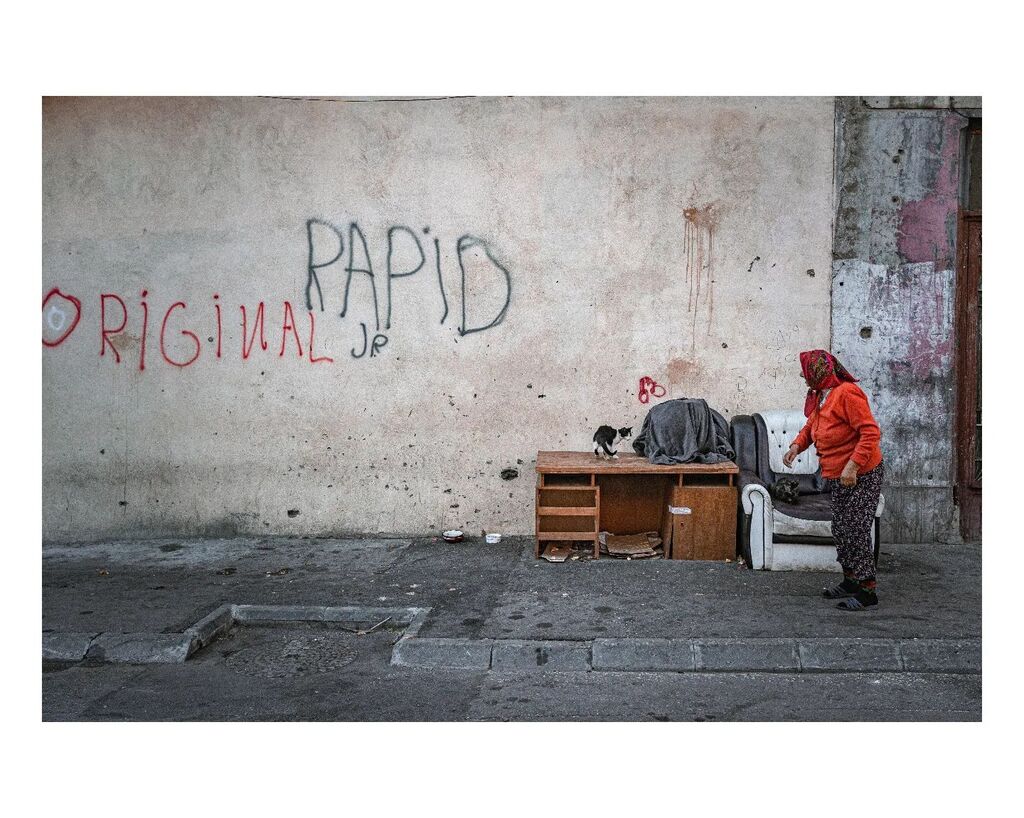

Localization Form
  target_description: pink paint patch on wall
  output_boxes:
[906,266,954,380]
[865,262,954,381]
[896,115,962,268]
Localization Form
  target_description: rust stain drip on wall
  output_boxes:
[682,204,718,347]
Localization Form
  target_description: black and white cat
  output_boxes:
[593,425,633,459]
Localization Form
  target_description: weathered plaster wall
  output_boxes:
[42,97,834,542]
[832,97,969,543]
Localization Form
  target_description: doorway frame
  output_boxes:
[954,208,981,540]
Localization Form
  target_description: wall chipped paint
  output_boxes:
[43,97,834,542]
[832,98,967,543]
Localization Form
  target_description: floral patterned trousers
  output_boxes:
[825,462,884,581]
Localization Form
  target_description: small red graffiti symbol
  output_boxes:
[42,288,82,347]
[638,376,666,404]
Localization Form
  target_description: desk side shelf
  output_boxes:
[535,482,600,558]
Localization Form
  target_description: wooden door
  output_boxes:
[955,211,981,540]
[668,486,737,560]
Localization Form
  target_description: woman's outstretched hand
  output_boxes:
[782,445,800,468]
[840,460,859,487]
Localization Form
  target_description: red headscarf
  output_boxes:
[799,349,858,417]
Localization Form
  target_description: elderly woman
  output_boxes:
[783,350,884,611]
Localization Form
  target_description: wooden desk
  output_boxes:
[535,451,739,560]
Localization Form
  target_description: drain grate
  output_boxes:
[211,624,363,678]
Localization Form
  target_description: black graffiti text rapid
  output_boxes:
[305,219,512,357]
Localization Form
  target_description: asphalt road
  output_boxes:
[42,537,982,721]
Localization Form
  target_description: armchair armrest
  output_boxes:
[739,469,771,515]
[738,469,773,570]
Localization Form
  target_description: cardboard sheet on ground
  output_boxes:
[599,531,663,559]
[540,543,573,562]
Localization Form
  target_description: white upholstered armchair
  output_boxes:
[730,410,885,571]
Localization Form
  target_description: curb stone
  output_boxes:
[232,604,417,626]
[86,632,197,664]
[391,637,493,670]
[491,640,591,672]
[592,638,696,671]
[43,632,99,662]
[694,638,800,672]
[899,638,982,673]
[797,638,903,672]
[186,604,234,650]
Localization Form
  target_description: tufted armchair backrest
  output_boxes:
[756,409,819,475]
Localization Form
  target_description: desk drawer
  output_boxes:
[537,486,597,515]
[540,473,594,487]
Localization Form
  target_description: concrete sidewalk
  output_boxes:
[42,537,982,720]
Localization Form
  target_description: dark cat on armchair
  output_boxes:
[592,425,633,459]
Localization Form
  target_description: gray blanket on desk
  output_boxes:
[632,398,735,465]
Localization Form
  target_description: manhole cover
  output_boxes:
[216,626,360,678]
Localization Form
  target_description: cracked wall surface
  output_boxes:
[832,97,971,543]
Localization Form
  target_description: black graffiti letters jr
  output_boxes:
[350,322,389,359]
